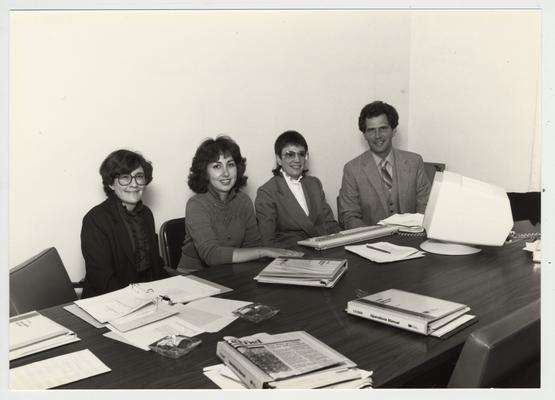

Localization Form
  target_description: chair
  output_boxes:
[10,247,78,316]
[507,191,541,225]
[159,217,186,269]
[424,162,446,183]
[447,299,541,388]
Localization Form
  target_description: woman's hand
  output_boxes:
[259,248,304,259]
[232,247,304,264]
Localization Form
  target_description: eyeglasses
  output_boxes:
[117,173,146,186]
[282,151,307,161]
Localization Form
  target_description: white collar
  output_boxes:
[280,169,303,183]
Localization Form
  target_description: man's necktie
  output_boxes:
[380,159,393,191]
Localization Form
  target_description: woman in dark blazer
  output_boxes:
[255,131,341,248]
[81,149,166,298]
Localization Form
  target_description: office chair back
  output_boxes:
[424,162,446,183]
[160,217,186,269]
[9,247,78,316]
[448,299,540,388]
[507,192,541,225]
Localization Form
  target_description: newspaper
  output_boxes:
[223,332,339,380]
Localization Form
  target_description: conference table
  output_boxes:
[9,234,541,389]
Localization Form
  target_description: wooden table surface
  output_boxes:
[9,235,541,389]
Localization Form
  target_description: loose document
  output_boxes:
[177,297,252,333]
[105,306,204,350]
[346,242,425,263]
[10,349,110,390]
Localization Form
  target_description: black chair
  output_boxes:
[160,217,186,269]
[507,191,541,226]
[424,162,446,183]
[448,299,541,388]
[10,247,78,316]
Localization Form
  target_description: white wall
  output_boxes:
[9,10,540,281]
[407,10,541,191]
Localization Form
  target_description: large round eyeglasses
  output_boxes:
[117,173,146,186]
[282,150,307,161]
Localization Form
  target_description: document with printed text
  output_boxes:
[10,349,110,390]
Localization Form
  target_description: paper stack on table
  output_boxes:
[73,275,231,326]
[69,275,237,351]
[346,288,476,338]
[203,363,373,389]
[216,331,373,389]
[104,297,252,351]
[9,311,80,361]
[345,242,425,263]
[254,257,348,287]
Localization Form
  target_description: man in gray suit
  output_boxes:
[338,101,431,229]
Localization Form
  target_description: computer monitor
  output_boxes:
[421,171,513,255]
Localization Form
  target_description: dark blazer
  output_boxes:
[80,194,166,298]
[338,148,431,229]
[255,175,341,248]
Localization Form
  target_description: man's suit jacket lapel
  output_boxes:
[393,149,410,209]
[361,153,389,213]
[275,177,319,237]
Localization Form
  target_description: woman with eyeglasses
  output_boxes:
[255,131,341,248]
[177,136,303,272]
[80,149,167,298]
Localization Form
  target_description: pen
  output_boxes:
[366,244,391,254]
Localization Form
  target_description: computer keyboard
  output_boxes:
[297,225,399,250]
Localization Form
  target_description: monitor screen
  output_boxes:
[421,171,513,255]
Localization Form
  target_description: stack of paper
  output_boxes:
[216,331,372,389]
[203,363,373,389]
[378,213,425,233]
[345,242,425,263]
[254,257,348,288]
[70,275,234,351]
[9,311,80,361]
[346,288,476,338]
[72,275,230,324]
[104,297,251,350]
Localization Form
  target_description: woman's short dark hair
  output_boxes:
[188,135,248,194]
[272,130,309,176]
[358,100,399,132]
[99,149,153,196]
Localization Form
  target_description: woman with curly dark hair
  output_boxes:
[81,149,167,298]
[178,136,302,271]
